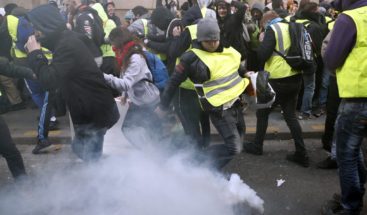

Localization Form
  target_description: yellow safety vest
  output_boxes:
[7,15,52,60]
[92,3,116,58]
[265,22,300,79]
[141,18,167,61]
[336,6,367,98]
[191,47,249,108]
[327,19,335,31]
[178,24,198,90]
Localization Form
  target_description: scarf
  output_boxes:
[112,41,137,70]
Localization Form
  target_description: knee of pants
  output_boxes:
[222,134,242,154]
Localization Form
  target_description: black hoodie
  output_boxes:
[26,4,118,128]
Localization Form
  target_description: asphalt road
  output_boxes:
[1,138,366,215]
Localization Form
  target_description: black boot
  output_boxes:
[317,156,338,169]
[243,142,263,155]
[32,139,52,154]
[286,152,310,167]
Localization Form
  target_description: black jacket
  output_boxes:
[217,2,248,60]
[256,28,276,69]
[72,5,104,57]
[27,5,118,128]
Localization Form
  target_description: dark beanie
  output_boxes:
[197,18,220,42]
[151,7,174,31]
[4,3,18,15]
[26,4,66,37]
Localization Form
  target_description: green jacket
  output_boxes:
[0,57,35,79]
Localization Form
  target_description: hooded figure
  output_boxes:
[215,0,248,60]
[251,2,265,27]
[26,4,119,161]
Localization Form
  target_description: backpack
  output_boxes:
[274,19,314,71]
[143,51,169,91]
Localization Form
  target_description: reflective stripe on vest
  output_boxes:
[201,7,207,18]
[295,19,311,27]
[179,24,198,90]
[265,23,299,79]
[336,6,367,98]
[141,19,149,37]
[191,47,249,107]
[327,20,335,31]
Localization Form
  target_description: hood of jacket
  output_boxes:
[251,2,265,12]
[181,5,204,27]
[294,9,322,23]
[340,0,367,11]
[26,4,66,50]
[151,6,174,31]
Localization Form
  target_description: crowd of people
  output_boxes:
[0,0,366,214]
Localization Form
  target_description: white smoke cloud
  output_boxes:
[0,104,264,215]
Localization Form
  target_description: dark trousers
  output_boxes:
[206,102,245,169]
[255,75,306,155]
[322,76,341,149]
[173,88,210,148]
[122,102,162,147]
[336,100,367,212]
[0,117,26,178]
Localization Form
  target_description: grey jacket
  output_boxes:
[104,54,160,106]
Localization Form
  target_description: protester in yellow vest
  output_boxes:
[4,11,59,154]
[322,0,367,214]
[155,18,249,169]
[90,2,119,79]
[147,5,216,151]
[243,11,309,168]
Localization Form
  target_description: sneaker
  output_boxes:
[49,120,59,131]
[317,156,338,169]
[243,142,263,155]
[313,107,326,118]
[321,198,358,215]
[32,139,52,154]
[286,153,310,167]
[298,113,312,120]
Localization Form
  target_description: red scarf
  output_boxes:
[112,41,137,70]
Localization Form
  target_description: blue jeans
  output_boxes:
[72,124,107,162]
[300,72,315,115]
[319,68,330,108]
[336,100,367,212]
[25,79,54,141]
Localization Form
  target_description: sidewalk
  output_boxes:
[2,106,326,144]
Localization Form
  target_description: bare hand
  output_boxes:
[172,26,182,37]
[154,106,167,118]
[25,35,41,53]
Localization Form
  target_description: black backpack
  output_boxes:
[274,19,314,71]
